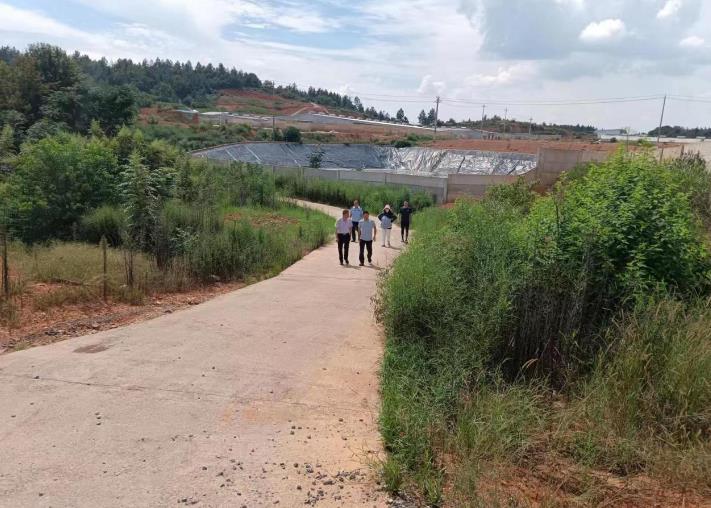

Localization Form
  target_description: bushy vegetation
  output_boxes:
[140,123,254,151]
[377,151,711,504]
[275,173,434,214]
[0,127,333,324]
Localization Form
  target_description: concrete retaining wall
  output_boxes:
[446,173,522,200]
[535,148,610,186]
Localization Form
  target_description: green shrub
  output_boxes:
[7,133,120,242]
[377,150,711,503]
[393,139,412,148]
[80,205,126,246]
[283,126,302,143]
[668,152,711,226]
[504,151,711,378]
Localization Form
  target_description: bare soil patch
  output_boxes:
[427,139,625,154]
[0,281,244,354]
[470,456,711,507]
[224,211,299,227]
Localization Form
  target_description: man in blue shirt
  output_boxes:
[350,200,363,243]
[358,211,377,265]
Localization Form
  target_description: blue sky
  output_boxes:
[2,0,711,129]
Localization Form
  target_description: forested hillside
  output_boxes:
[0,43,404,151]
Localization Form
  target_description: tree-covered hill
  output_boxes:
[0,43,408,150]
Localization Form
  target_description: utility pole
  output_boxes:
[434,96,440,136]
[656,94,667,161]
[481,104,486,130]
[625,126,630,152]
[1,225,8,301]
[503,107,508,134]
[528,117,533,136]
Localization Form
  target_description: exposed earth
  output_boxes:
[0,202,405,507]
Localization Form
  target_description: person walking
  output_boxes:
[335,209,352,265]
[399,200,413,244]
[358,211,377,266]
[377,204,396,247]
[350,200,363,243]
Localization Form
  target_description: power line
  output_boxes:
[441,95,665,107]
[668,95,711,104]
[267,79,672,106]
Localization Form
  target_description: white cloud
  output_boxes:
[465,63,537,87]
[579,18,626,42]
[657,0,683,19]
[0,3,86,39]
[417,75,447,96]
[680,35,705,47]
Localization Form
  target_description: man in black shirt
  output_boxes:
[399,201,413,244]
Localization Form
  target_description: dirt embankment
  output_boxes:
[427,139,628,154]
[217,89,332,116]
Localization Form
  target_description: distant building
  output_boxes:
[596,128,628,136]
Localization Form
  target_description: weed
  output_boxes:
[377,150,711,504]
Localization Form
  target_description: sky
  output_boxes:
[1,0,711,131]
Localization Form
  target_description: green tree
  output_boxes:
[283,126,302,143]
[7,133,119,242]
[309,148,324,169]
[0,124,15,157]
[120,151,159,250]
[26,43,79,92]
[86,85,137,135]
[417,109,427,126]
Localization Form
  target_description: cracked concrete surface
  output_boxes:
[0,202,404,507]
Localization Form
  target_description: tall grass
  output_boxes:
[558,297,711,488]
[275,173,434,213]
[377,150,711,504]
[2,203,333,318]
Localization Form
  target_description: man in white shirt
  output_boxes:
[335,209,352,265]
[358,211,377,266]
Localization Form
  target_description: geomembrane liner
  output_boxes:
[193,143,537,176]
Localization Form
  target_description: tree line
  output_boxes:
[648,125,711,138]
[0,43,413,150]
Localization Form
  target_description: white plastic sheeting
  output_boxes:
[193,143,536,176]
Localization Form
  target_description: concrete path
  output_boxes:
[0,202,405,507]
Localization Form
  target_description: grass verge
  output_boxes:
[377,152,711,506]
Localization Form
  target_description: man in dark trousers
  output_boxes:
[400,200,413,243]
[350,200,363,243]
[335,209,352,265]
[358,211,377,265]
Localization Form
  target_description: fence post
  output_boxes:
[1,225,8,300]
[100,236,108,302]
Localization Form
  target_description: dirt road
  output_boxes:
[0,202,404,507]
